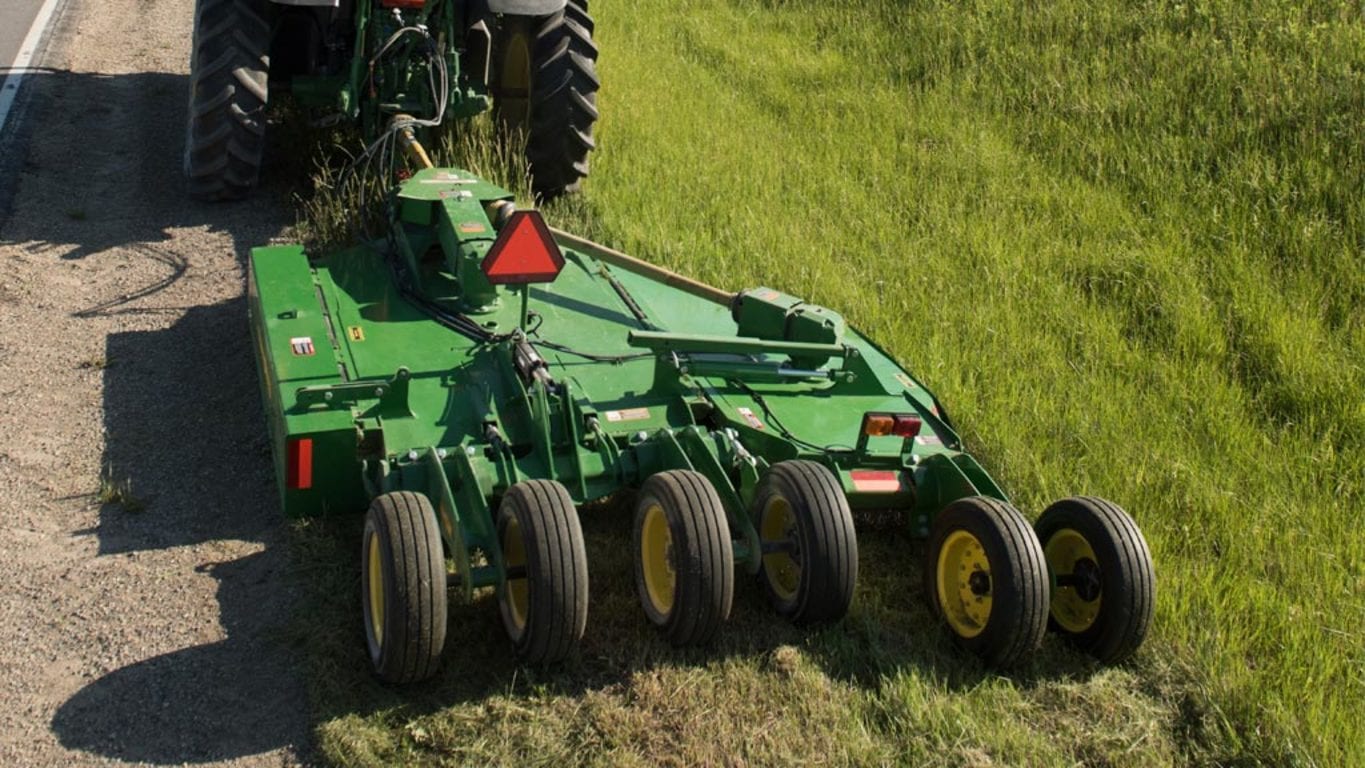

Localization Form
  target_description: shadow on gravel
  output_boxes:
[51,552,303,763]
[50,299,308,763]
[52,300,309,763]
[0,67,296,268]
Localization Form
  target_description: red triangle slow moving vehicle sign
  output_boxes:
[480,210,565,285]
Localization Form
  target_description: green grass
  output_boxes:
[288,1,1364,764]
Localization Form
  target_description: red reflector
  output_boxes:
[480,210,565,284]
[380,0,424,7]
[286,438,313,490]
[851,470,902,493]
[862,413,895,437]
[892,414,923,438]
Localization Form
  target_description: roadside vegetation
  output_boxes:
[289,1,1363,764]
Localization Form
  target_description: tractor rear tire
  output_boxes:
[497,480,590,663]
[754,460,858,624]
[184,0,271,201]
[633,470,735,646]
[361,491,448,684]
[492,1,599,201]
[1035,497,1154,664]
[925,496,1049,668]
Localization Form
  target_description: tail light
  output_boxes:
[861,413,895,436]
[286,438,314,490]
[380,0,425,7]
[892,414,922,437]
[861,412,923,438]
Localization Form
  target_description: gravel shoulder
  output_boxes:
[0,0,310,764]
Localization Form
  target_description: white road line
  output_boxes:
[0,0,69,137]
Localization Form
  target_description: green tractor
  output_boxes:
[183,0,597,201]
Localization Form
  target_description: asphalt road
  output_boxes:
[1,0,47,74]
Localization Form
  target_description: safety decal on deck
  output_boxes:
[737,407,765,430]
[894,373,918,390]
[347,326,365,342]
[915,435,943,446]
[290,337,315,356]
[458,221,487,234]
[604,408,651,423]
[421,172,475,184]
[850,470,902,493]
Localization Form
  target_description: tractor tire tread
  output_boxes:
[184,0,270,201]
[523,0,598,200]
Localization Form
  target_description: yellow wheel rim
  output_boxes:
[1045,528,1103,633]
[936,530,992,639]
[503,516,529,633]
[496,32,532,130]
[640,503,676,616]
[760,496,801,602]
[367,534,384,647]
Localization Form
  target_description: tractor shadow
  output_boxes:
[50,552,306,764]
[0,66,309,272]
[51,300,311,764]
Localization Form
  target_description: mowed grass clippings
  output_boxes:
[287,1,1364,765]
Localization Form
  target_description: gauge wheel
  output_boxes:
[925,496,1048,668]
[1035,496,1155,664]
[754,460,858,624]
[361,491,448,683]
[633,470,734,646]
[497,479,589,663]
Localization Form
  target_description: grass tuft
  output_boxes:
[97,467,144,513]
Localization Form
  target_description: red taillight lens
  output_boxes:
[286,438,314,490]
[862,412,922,438]
[861,413,895,436]
[892,414,923,438]
[380,0,425,7]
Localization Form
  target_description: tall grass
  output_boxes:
[290,1,1363,764]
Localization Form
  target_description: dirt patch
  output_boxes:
[0,0,310,764]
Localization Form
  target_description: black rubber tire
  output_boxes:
[496,480,590,663]
[491,1,599,201]
[361,491,448,684]
[924,496,1049,668]
[632,470,735,646]
[753,460,858,624]
[1035,497,1155,664]
[184,0,271,201]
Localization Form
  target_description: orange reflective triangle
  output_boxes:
[480,211,565,284]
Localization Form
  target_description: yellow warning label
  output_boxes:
[348,326,365,342]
